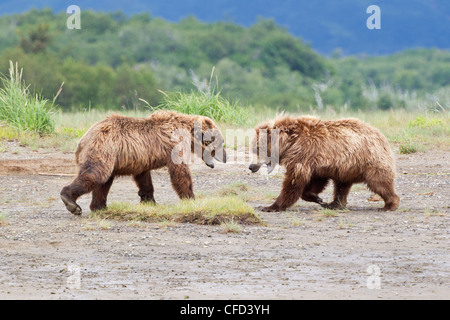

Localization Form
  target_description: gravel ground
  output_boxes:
[0,145,449,299]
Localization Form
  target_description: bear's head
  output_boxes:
[249,120,280,174]
[192,116,227,168]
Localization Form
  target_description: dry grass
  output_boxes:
[220,220,243,233]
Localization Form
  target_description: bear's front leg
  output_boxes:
[258,204,281,212]
[260,175,306,212]
[167,162,195,199]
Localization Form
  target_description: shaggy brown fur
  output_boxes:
[249,115,400,212]
[60,111,226,215]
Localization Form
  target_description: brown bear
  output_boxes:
[249,115,400,212]
[60,110,227,215]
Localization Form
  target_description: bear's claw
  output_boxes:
[258,205,281,212]
[60,194,82,215]
[321,201,347,210]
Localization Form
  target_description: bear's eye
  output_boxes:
[202,133,216,146]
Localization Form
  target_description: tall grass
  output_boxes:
[0,61,58,134]
[157,68,251,125]
[158,90,250,125]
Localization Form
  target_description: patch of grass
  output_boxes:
[92,196,261,225]
[263,191,279,201]
[3,124,86,153]
[424,207,446,218]
[216,182,249,198]
[289,215,303,227]
[212,182,278,204]
[399,143,418,154]
[157,73,251,126]
[386,112,450,151]
[0,212,8,226]
[408,116,446,128]
[319,208,339,217]
[338,218,354,229]
[0,61,58,134]
[220,220,243,233]
[0,122,18,140]
[97,219,113,230]
[84,217,113,230]
[59,126,86,139]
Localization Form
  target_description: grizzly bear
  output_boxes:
[249,115,400,212]
[60,110,227,215]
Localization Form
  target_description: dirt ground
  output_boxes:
[0,143,449,300]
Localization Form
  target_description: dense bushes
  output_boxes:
[0,9,448,111]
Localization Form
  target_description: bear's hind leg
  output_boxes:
[366,178,400,211]
[133,171,156,203]
[90,175,114,211]
[261,174,307,212]
[323,181,352,210]
[60,176,96,215]
[301,177,329,205]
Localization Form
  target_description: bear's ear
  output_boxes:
[203,118,214,130]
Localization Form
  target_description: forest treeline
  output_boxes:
[0,9,449,111]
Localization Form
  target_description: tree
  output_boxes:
[20,23,52,53]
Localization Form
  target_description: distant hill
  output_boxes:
[0,0,448,55]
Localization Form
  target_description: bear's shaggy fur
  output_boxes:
[249,115,400,212]
[60,111,226,215]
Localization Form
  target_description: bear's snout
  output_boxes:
[249,163,261,173]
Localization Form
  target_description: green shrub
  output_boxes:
[377,94,393,110]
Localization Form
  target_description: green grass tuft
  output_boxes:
[0,212,8,226]
[399,143,418,154]
[92,196,262,225]
[0,61,57,134]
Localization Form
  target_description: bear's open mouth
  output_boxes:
[204,158,214,168]
[249,160,274,174]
